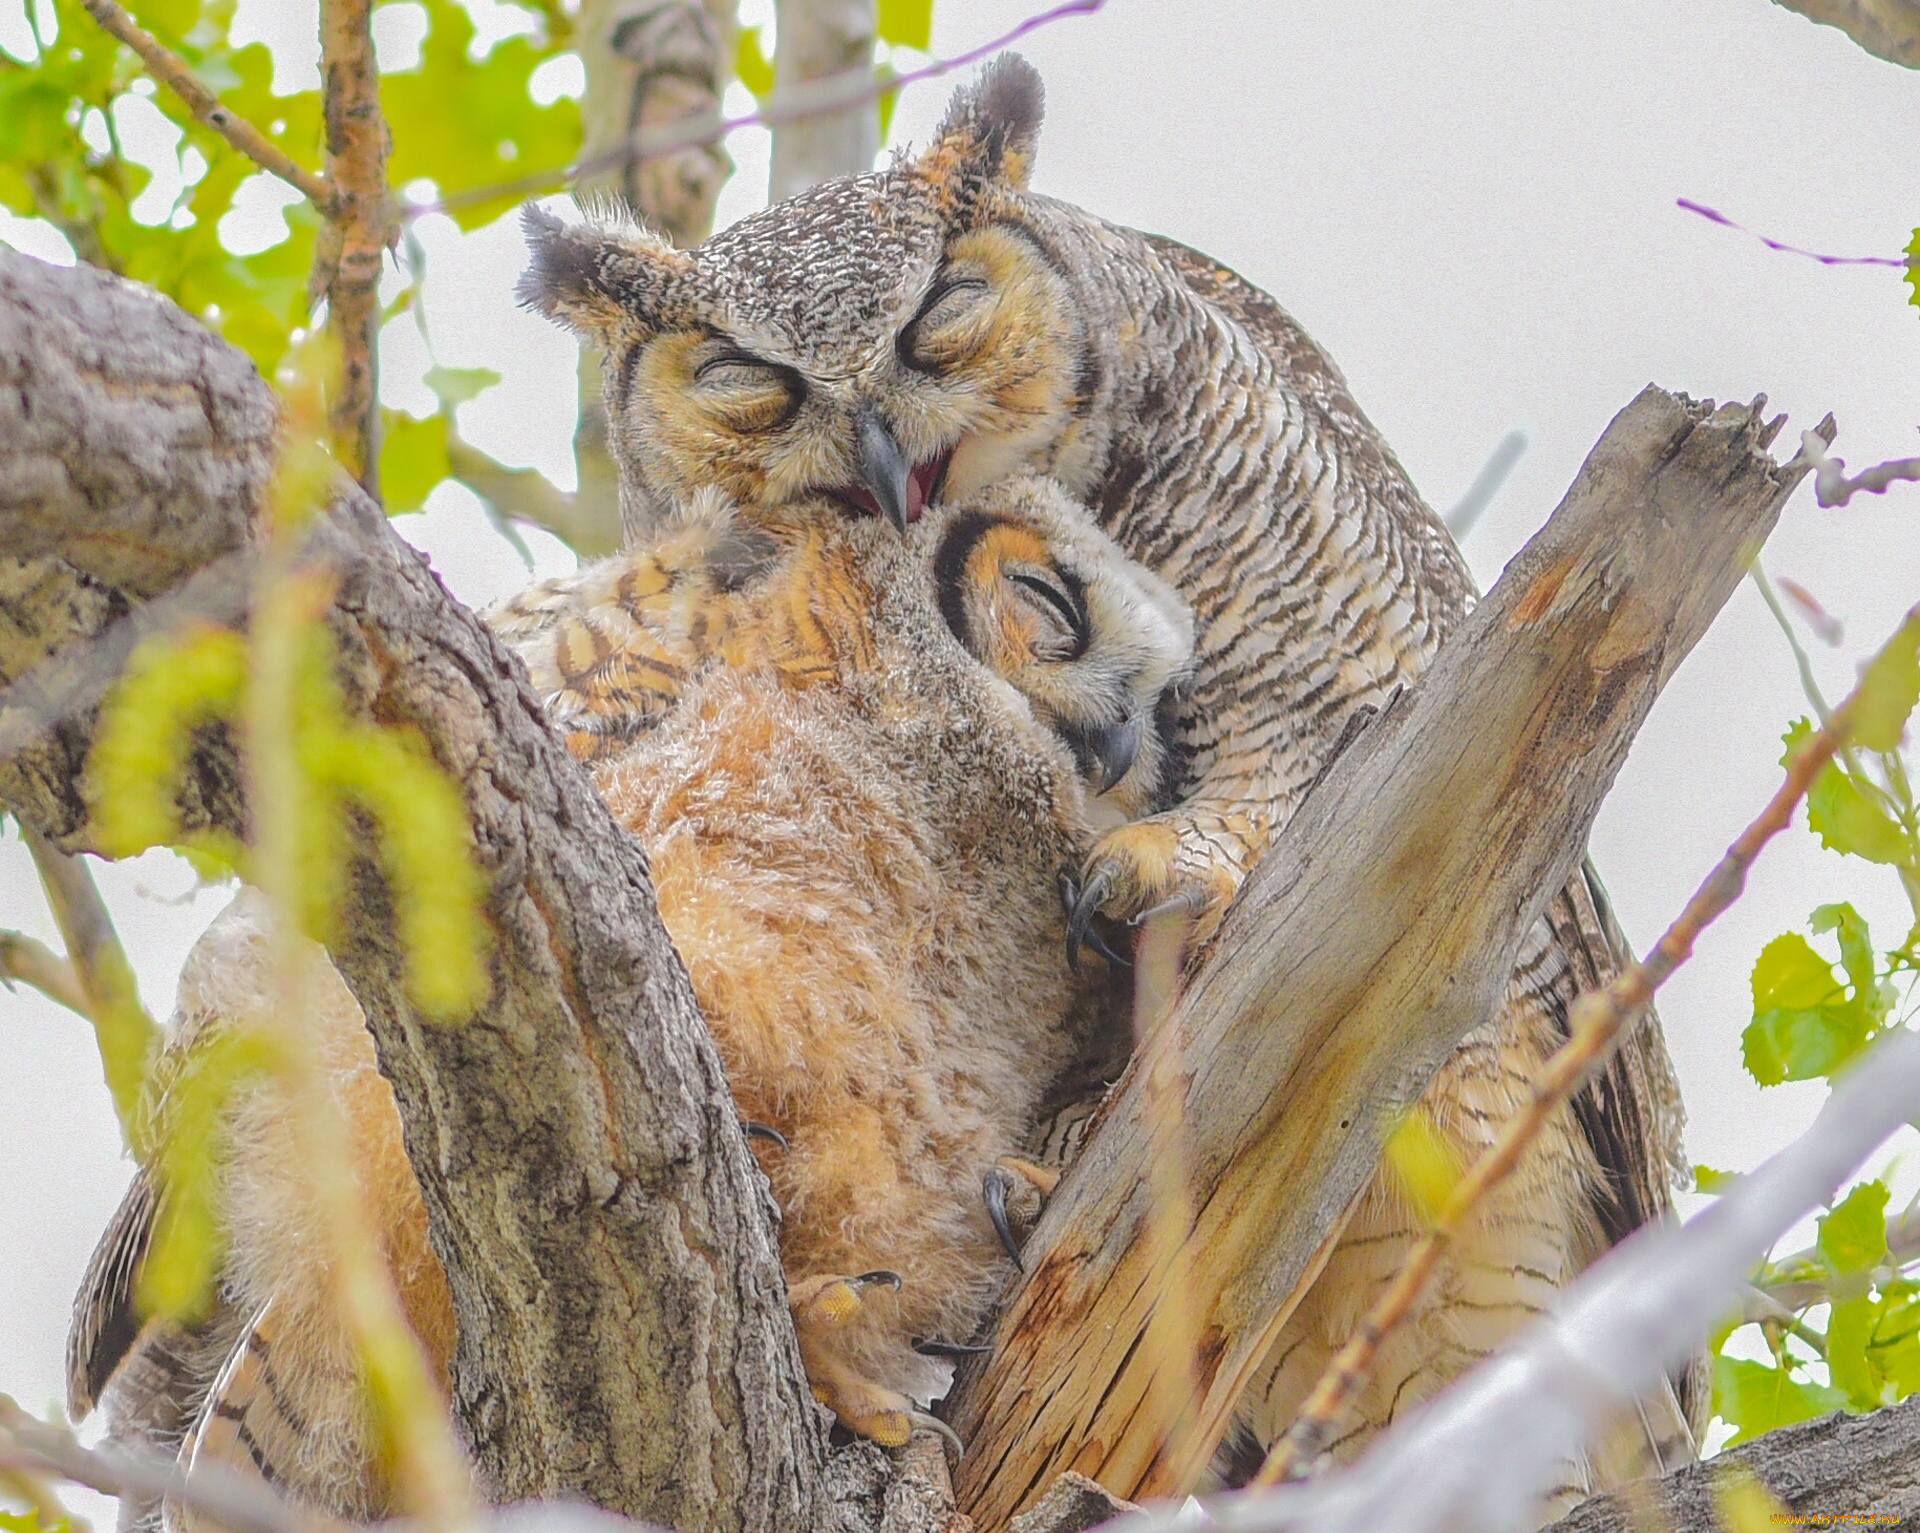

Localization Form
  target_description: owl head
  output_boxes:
[520,54,1085,540]
[924,477,1193,818]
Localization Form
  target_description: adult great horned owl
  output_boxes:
[67,474,1194,1517]
[519,53,1697,1505]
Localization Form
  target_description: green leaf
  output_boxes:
[383,0,580,230]
[1828,1294,1885,1408]
[1711,1354,1843,1445]
[378,410,451,513]
[1808,763,1914,864]
[877,0,934,51]
[1819,1181,1890,1275]
[0,1510,71,1533]
[424,363,501,409]
[1694,1165,1740,1193]
[126,0,198,44]
[1811,902,1878,1000]
[1742,931,1869,1085]
[1872,1292,1920,1396]
[1908,227,1920,312]
[734,25,774,98]
[1854,618,1920,753]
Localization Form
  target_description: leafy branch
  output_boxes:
[1259,603,1920,1485]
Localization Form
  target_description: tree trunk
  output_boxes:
[1548,1397,1920,1532]
[1765,0,1920,67]
[767,0,878,201]
[947,390,1817,1531]
[0,248,824,1533]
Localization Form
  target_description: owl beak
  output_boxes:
[1064,714,1144,795]
[854,408,914,533]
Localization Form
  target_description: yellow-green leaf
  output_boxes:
[378,409,451,513]
[878,0,934,51]
[1807,764,1913,865]
[424,363,501,408]
[735,25,774,98]
[1853,617,1920,753]
[1711,1354,1842,1446]
[1819,1181,1890,1276]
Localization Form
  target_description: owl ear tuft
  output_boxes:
[922,53,1045,202]
[517,205,694,348]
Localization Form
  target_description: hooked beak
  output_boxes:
[856,407,913,534]
[1063,714,1144,795]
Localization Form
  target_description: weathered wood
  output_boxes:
[0,249,825,1533]
[949,388,1817,1530]
[1544,1398,1920,1532]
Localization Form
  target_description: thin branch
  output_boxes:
[1742,1207,1920,1318]
[1676,199,1908,268]
[410,0,1108,220]
[24,827,161,1154]
[317,0,395,494]
[76,0,334,211]
[0,1394,344,1533]
[1443,429,1528,541]
[1256,602,1920,1487]
[0,928,90,1018]
[1765,0,1920,68]
[444,431,620,558]
[1799,427,1920,507]
[1146,1024,1920,1532]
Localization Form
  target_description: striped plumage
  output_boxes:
[521,54,1697,1515]
[66,474,1194,1504]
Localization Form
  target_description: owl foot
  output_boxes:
[741,1120,788,1149]
[983,1157,1061,1268]
[1064,814,1246,967]
[1056,871,1133,973]
[789,1272,965,1457]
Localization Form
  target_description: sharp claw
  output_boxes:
[1127,885,1210,930]
[741,1121,788,1150]
[906,1410,965,1460]
[983,1171,1024,1270]
[1065,868,1114,973]
[913,1337,993,1357]
[1082,923,1133,970]
[855,1270,903,1291]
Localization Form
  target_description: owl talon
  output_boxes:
[984,1168,1024,1268]
[984,1157,1060,1268]
[913,1336,993,1357]
[1127,886,1213,929]
[741,1120,788,1149]
[908,1410,966,1459]
[1064,868,1116,972]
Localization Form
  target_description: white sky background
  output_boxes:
[3,0,1919,1474]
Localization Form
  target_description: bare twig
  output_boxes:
[1799,427,1920,507]
[1677,199,1908,268]
[24,827,160,1153]
[411,0,1109,220]
[1444,429,1528,541]
[317,0,395,494]
[0,928,90,1018]
[0,1394,342,1533]
[76,0,334,211]
[444,432,619,558]
[1141,1024,1920,1533]
[1741,1207,1920,1319]
[1764,0,1920,69]
[1256,603,1920,1486]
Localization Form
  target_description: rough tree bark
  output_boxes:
[0,249,824,1533]
[948,389,1816,1531]
[1544,1397,1920,1532]
[767,0,879,201]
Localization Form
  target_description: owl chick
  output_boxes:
[516,55,1698,1506]
[67,474,1194,1519]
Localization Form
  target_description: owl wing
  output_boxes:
[485,499,781,761]
[69,1164,162,1418]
